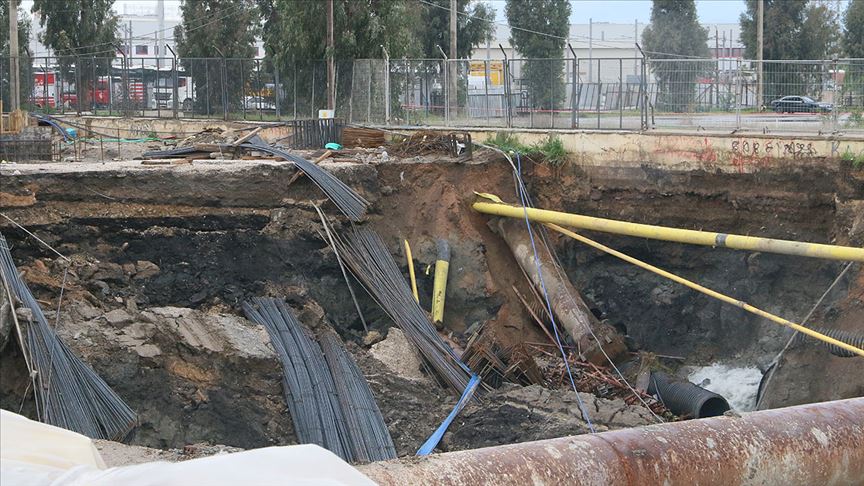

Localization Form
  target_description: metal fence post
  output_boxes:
[366,60,372,123]
[75,57,82,114]
[499,44,512,128]
[735,58,742,130]
[90,56,96,113]
[619,58,623,129]
[597,59,603,130]
[640,57,647,130]
[483,59,490,126]
[274,66,281,120]
[550,59,555,128]
[567,44,578,129]
[384,50,391,125]
[348,59,355,123]
[831,58,838,133]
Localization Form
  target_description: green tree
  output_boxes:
[641,0,710,112]
[262,0,415,117]
[505,0,570,110]
[842,0,864,109]
[740,0,841,103]
[844,0,864,58]
[32,0,118,107]
[415,0,494,59]
[1,2,32,108]
[174,0,259,115]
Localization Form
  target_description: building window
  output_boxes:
[135,45,148,55]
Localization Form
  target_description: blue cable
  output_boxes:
[416,373,481,455]
[514,152,595,432]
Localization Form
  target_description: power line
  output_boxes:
[413,0,706,57]
[50,3,242,56]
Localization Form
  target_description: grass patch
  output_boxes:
[484,132,570,166]
[841,147,864,169]
[484,131,531,154]
[532,135,568,167]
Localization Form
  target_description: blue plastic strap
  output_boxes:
[416,374,481,456]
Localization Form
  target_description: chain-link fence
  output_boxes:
[3,55,863,134]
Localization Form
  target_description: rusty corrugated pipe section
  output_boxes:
[359,398,864,486]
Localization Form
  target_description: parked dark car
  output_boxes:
[769,96,833,113]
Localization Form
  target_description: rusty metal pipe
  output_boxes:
[359,398,864,486]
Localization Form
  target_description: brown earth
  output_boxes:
[1,141,861,457]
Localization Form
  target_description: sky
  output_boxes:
[488,0,748,23]
[22,0,749,23]
[21,0,851,25]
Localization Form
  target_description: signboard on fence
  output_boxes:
[468,61,504,87]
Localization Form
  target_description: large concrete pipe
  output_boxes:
[491,217,627,364]
[359,397,864,486]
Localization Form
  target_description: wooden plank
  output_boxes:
[231,126,263,146]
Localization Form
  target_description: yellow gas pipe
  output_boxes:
[431,239,450,324]
[472,198,864,262]
[544,222,864,358]
[404,239,419,303]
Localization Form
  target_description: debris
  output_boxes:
[341,127,386,148]
[362,330,383,346]
[369,328,425,382]
[389,130,472,159]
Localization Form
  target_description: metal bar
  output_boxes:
[545,222,864,358]
[360,398,864,486]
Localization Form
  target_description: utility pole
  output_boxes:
[449,0,457,116]
[156,0,165,56]
[326,0,335,111]
[756,0,764,109]
[9,0,20,111]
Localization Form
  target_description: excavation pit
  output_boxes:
[1,129,862,462]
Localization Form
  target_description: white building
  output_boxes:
[471,21,744,83]
[26,0,264,65]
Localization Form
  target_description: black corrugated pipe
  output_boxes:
[648,371,731,419]
[797,327,864,358]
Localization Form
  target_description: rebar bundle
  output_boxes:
[243,297,352,460]
[319,330,397,462]
[243,297,396,463]
[243,136,369,222]
[0,233,137,441]
[330,226,472,394]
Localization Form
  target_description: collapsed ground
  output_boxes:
[1,131,862,458]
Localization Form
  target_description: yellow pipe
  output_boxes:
[404,239,419,303]
[544,222,864,358]
[431,239,450,324]
[472,199,864,262]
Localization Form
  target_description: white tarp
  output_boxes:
[1,409,377,486]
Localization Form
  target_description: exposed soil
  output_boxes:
[1,140,861,459]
